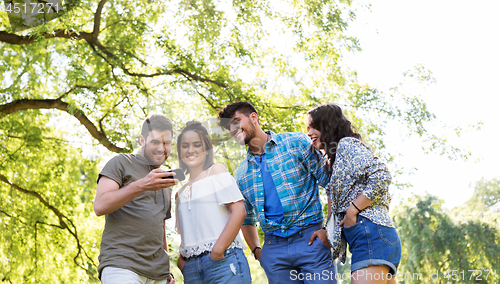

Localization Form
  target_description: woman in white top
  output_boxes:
[175,121,251,284]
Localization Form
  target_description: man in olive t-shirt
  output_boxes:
[94,115,178,284]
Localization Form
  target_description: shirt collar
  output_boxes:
[267,130,278,145]
[245,130,277,161]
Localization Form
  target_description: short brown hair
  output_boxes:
[141,114,173,138]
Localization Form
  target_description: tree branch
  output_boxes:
[56,84,96,100]
[0,174,98,280]
[91,39,230,88]
[0,0,106,45]
[99,96,127,134]
[0,97,126,153]
[272,105,307,110]
[0,17,229,92]
[168,69,229,88]
[5,133,65,142]
[0,208,64,230]
[194,89,220,110]
[93,0,108,36]
[0,175,67,229]
[1,141,27,169]
[187,81,221,110]
[0,30,93,45]
[1,0,227,92]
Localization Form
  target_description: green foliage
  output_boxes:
[0,112,102,283]
[0,0,471,281]
[393,191,500,283]
[450,178,500,245]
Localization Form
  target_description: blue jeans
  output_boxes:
[181,247,251,284]
[260,223,339,283]
[342,215,401,275]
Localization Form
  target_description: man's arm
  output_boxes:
[94,168,177,216]
[296,133,332,247]
[308,196,332,248]
[297,133,330,188]
[241,224,262,261]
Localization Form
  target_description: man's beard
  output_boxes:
[143,144,167,166]
[244,123,257,145]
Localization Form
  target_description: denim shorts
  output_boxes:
[181,247,251,284]
[342,215,401,275]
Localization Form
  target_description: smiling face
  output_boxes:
[140,129,172,166]
[179,130,206,171]
[229,110,257,145]
[306,114,323,150]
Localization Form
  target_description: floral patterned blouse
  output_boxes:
[326,137,394,263]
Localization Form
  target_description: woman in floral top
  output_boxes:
[306,104,402,284]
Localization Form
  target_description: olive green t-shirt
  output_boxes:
[97,153,172,280]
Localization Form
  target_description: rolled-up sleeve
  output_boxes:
[361,163,391,203]
[235,170,259,226]
[242,197,258,225]
[348,140,392,203]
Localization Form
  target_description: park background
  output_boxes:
[1,0,499,283]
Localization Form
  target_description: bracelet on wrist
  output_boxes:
[252,246,261,258]
[352,202,361,213]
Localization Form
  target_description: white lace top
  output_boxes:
[175,170,246,258]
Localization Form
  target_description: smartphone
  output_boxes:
[162,168,186,181]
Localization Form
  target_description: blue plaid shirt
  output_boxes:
[235,131,330,235]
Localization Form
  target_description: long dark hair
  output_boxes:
[307,104,362,174]
[177,121,215,175]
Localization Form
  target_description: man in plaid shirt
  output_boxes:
[218,101,338,283]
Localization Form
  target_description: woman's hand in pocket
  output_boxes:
[177,253,186,270]
[339,206,358,228]
[209,249,224,260]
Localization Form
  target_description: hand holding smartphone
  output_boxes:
[162,168,186,181]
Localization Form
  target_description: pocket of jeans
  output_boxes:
[313,237,331,254]
[377,225,400,246]
[179,259,188,273]
[342,218,362,246]
[209,251,232,262]
[343,219,361,230]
